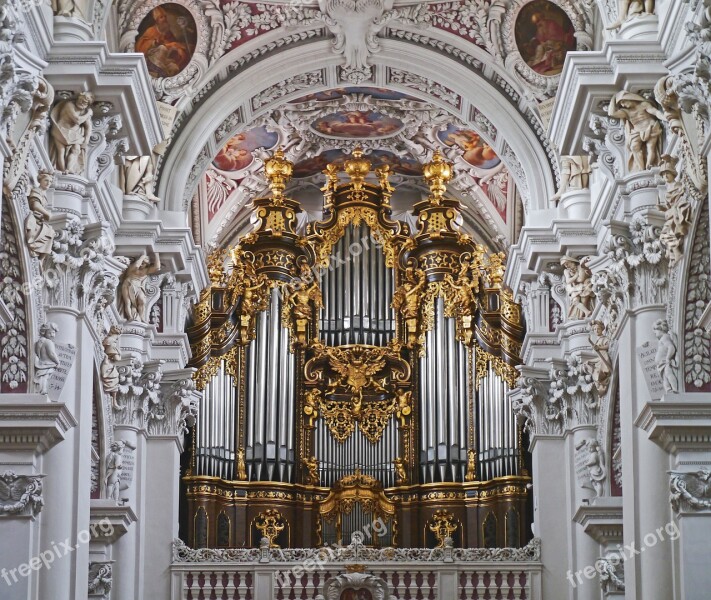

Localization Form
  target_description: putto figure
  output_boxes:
[49,92,94,175]
[653,319,678,393]
[33,322,60,395]
[104,440,136,502]
[608,91,664,172]
[118,253,161,323]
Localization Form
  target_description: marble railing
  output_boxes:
[170,538,542,599]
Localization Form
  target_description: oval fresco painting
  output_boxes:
[292,87,419,103]
[293,149,422,179]
[437,125,500,170]
[136,4,197,78]
[514,0,576,77]
[213,127,279,172]
[311,111,404,139]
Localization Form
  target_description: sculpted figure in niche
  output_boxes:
[51,0,85,18]
[608,91,664,172]
[607,0,655,30]
[101,326,122,409]
[34,322,59,395]
[118,252,161,323]
[49,92,94,175]
[586,320,612,395]
[560,255,595,320]
[653,319,678,393]
[119,155,160,203]
[25,171,56,259]
[552,156,591,204]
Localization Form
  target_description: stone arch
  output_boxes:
[157,38,557,217]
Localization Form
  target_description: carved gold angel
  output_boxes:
[302,456,319,485]
[445,258,478,316]
[392,266,426,320]
[289,263,323,322]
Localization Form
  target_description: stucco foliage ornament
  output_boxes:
[43,220,117,313]
[0,195,29,392]
[674,0,711,143]
[604,214,667,310]
[670,469,711,512]
[0,471,43,517]
[171,536,541,563]
[684,200,711,389]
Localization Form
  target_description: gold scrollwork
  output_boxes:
[428,509,458,548]
[255,509,286,548]
[304,342,411,443]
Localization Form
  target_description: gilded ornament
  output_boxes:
[423,150,453,205]
[264,148,293,205]
[255,509,285,548]
[429,510,458,548]
[393,457,408,485]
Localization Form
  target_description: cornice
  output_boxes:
[0,395,77,454]
[635,394,711,455]
[42,42,163,154]
[573,496,624,545]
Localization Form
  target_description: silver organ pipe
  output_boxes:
[194,360,238,480]
[243,286,296,482]
[319,224,394,346]
[474,360,517,480]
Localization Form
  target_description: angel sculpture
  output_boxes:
[303,456,319,485]
[560,255,595,320]
[586,320,613,395]
[392,266,426,320]
[393,458,408,485]
[288,262,323,322]
[445,258,478,316]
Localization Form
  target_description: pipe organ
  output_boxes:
[184,149,529,549]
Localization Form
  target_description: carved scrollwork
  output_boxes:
[670,469,711,512]
[0,471,44,517]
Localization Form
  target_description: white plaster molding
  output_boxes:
[0,394,77,453]
[0,470,44,518]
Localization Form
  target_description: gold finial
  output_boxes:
[343,147,371,191]
[264,148,293,204]
[423,150,453,205]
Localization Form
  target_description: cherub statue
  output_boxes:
[393,458,408,485]
[288,262,323,322]
[445,258,477,316]
[392,265,426,320]
[395,389,412,427]
[585,439,606,497]
[303,456,319,485]
[608,91,665,172]
[104,439,136,501]
[653,319,678,393]
[34,322,60,394]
